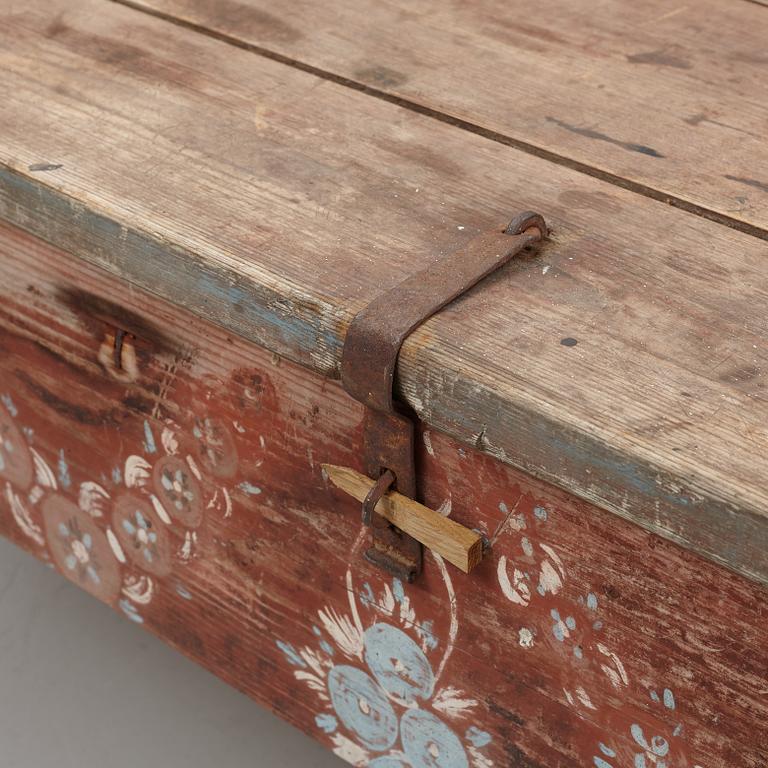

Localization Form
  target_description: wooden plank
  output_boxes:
[1,0,768,587]
[123,0,768,236]
[1,222,766,767]
[323,464,485,573]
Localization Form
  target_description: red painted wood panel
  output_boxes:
[0,221,765,767]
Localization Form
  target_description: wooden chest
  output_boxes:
[1,1,766,765]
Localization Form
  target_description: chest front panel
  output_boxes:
[0,222,765,768]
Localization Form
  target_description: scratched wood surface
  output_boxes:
[1,221,766,768]
[1,0,768,587]
[122,0,768,236]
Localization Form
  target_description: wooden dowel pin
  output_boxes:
[323,464,485,573]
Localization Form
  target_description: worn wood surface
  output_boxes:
[1,221,766,768]
[121,0,768,236]
[324,464,485,574]
[1,0,768,586]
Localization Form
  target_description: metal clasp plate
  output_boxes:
[340,212,547,581]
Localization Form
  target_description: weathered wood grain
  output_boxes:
[1,0,768,586]
[121,0,768,235]
[323,464,485,573]
[1,221,766,767]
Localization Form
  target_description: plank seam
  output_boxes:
[107,0,768,243]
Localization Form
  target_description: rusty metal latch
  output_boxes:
[339,211,547,581]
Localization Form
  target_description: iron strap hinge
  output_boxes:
[340,211,547,581]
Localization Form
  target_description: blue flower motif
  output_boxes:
[401,709,469,768]
[631,723,670,768]
[121,509,159,564]
[123,509,157,563]
[277,578,491,766]
[364,623,435,704]
[629,686,682,767]
[327,665,399,751]
[58,520,100,585]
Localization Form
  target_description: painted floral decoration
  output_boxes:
[113,494,171,577]
[193,417,238,478]
[631,688,683,768]
[277,570,493,768]
[58,518,99,584]
[42,494,122,602]
[153,456,203,527]
[122,508,156,559]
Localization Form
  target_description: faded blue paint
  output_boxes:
[533,505,548,521]
[521,536,534,556]
[238,481,262,495]
[587,592,598,611]
[549,432,695,508]
[369,757,410,768]
[143,420,157,454]
[3,166,762,583]
[1,169,347,414]
[415,620,439,652]
[58,449,71,489]
[119,600,143,624]
[175,584,193,600]
[196,274,342,360]
[319,640,335,657]
[594,758,613,768]
[327,665,398,752]
[315,713,338,734]
[1,394,18,417]
[400,709,468,768]
[112,466,122,484]
[598,743,616,757]
[551,609,565,642]
[465,726,491,748]
[363,624,434,703]
[276,641,306,668]
[392,578,405,604]
[663,688,675,710]
[360,582,376,608]
[631,724,669,757]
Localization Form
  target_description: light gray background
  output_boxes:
[0,537,344,767]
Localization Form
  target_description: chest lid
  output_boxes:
[2,0,767,585]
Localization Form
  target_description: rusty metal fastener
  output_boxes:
[114,329,127,370]
[362,469,396,525]
[341,211,547,581]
